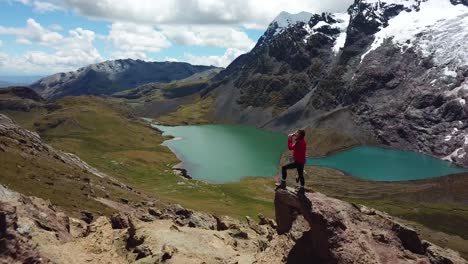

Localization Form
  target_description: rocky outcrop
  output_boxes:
[0,183,278,263]
[30,59,218,101]
[0,203,46,264]
[271,189,467,264]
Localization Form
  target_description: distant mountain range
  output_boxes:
[30,59,221,101]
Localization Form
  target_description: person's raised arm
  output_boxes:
[288,134,295,150]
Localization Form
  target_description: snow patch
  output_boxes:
[313,21,331,29]
[361,0,468,63]
[331,13,351,55]
[362,0,420,8]
[272,11,313,36]
[445,133,468,161]
[444,67,458,78]
[444,128,459,142]
[417,12,468,67]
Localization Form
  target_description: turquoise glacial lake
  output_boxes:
[154,125,468,183]
[154,124,287,183]
[307,146,468,181]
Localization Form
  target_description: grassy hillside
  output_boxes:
[0,96,274,219]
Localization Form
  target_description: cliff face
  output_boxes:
[264,189,467,264]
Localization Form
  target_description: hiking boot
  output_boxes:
[275,181,286,190]
[297,187,305,196]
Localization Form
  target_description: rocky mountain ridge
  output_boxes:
[30,59,220,101]
[208,0,468,167]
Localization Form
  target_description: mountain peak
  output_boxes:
[270,11,314,35]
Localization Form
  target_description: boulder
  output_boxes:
[110,213,129,229]
[80,211,94,224]
[273,189,467,264]
[214,215,240,231]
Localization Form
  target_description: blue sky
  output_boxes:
[0,0,351,76]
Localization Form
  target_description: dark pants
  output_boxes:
[282,162,305,187]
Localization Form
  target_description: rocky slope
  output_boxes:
[30,59,219,101]
[0,183,277,263]
[264,189,467,264]
[208,0,468,167]
[2,183,466,263]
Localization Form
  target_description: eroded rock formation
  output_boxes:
[271,189,467,264]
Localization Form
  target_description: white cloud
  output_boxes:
[108,22,171,60]
[0,40,3,47]
[32,1,63,12]
[184,48,247,67]
[162,26,255,50]
[16,38,32,45]
[0,18,63,46]
[16,0,354,29]
[0,19,102,74]
[49,24,63,31]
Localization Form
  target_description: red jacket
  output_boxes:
[288,135,307,164]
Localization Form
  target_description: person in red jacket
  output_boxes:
[278,129,307,193]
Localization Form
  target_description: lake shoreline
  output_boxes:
[152,123,287,183]
[149,121,467,184]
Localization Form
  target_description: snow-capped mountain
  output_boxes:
[209,0,468,167]
[31,59,218,101]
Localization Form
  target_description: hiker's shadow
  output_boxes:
[298,193,312,209]
[286,230,334,264]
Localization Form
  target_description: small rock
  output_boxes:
[229,229,249,240]
[110,213,129,229]
[144,201,155,207]
[214,215,239,231]
[245,216,253,225]
[258,213,268,225]
[81,211,94,224]
[138,215,155,222]
[134,245,152,260]
[119,198,129,204]
[161,244,177,262]
[148,208,162,217]
[165,204,191,218]
[16,224,32,237]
